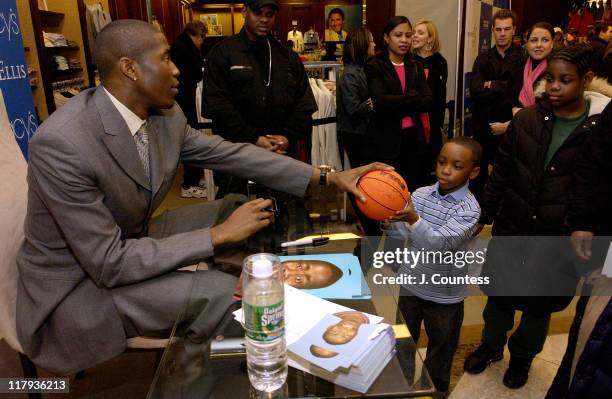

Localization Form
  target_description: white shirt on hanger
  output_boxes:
[287,29,304,53]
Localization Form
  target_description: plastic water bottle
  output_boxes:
[242,253,287,392]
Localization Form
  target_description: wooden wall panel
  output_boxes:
[365,0,395,47]
[151,0,182,42]
[107,0,147,21]
[511,0,570,35]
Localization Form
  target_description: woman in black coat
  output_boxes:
[365,16,434,189]
[411,20,448,168]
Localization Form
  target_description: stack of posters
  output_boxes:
[234,285,395,393]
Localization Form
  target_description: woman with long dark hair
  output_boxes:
[490,22,555,135]
[337,27,376,168]
[365,16,434,189]
[337,27,377,235]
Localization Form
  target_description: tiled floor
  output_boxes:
[448,334,568,399]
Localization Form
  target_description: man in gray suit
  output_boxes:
[16,19,385,376]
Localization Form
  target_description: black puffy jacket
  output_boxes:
[479,86,611,308]
[480,89,612,236]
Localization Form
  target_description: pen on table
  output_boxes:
[281,237,329,248]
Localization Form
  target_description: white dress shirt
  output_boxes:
[103,87,146,136]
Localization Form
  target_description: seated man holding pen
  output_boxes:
[16,19,390,377]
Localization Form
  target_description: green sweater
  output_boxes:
[545,102,590,168]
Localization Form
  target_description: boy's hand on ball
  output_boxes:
[387,209,412,222]
[387,194,418,225]
[329,162,394,202]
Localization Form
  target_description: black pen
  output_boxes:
[280,237,330,248]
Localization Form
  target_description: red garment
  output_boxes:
[393,63,415,129]
[568,10,595,37]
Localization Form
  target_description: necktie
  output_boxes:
[134,123,150,180]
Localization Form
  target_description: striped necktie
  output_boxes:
[134,123,150,180]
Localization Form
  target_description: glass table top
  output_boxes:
[147,190,434,398]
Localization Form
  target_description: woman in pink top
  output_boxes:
[365,16,434,189]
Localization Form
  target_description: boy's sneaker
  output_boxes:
[464,343,504,374]
[503,356,532,389]
[181,186,207,198]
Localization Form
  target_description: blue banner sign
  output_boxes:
[0,1,38,158]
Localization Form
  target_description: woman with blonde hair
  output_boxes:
[411,20,448,168]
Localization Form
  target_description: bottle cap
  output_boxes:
[252,259,273,278]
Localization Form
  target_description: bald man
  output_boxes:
[16,19,387,375]
[282,260,343,289]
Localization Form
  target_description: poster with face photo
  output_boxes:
[199,14,219,35]
[280,253,371,299]
[287,312,379,372]
[323,5,362,38]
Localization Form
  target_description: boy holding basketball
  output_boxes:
[384,136,482,395]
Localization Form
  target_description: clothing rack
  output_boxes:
[303,61,342,81]
[304,62,342,128]
[52,77,85,91]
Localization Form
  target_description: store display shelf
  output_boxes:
[45,45,80,54]
[50,68,83,81]
[40,10,64,27]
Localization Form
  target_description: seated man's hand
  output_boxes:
[266,135,289,154]
[211,198,274,246]
[327,162,394,202]
[256,136,280,152]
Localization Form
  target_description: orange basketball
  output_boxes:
[356,170,409,221]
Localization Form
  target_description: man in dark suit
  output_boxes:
[16,19,384,376]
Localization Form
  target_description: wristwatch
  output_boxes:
[319,168,328,186]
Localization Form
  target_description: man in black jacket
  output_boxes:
[469,9,523,199]
[203,0,317,195]
[170,21,207,198]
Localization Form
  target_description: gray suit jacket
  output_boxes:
[16,87,313,375]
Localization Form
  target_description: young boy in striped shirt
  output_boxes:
[384,136,482,395]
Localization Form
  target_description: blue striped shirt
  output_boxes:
[387,182,481,304]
